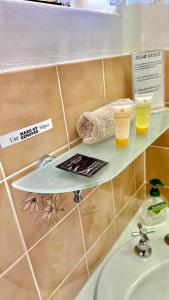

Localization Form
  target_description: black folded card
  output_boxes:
[56,153,108,177]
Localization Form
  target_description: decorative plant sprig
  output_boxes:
[23,192,65,227]
[41,199,57,224]
[23,194,40,213]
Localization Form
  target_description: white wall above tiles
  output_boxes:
[0,0,140,72]
[0,1,168,73]
[140,3,169,50]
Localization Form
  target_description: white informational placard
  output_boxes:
[0,119,53,149]
[132,50,165,109]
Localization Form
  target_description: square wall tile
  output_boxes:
[50,259,88,300]
[9,166,76,249]
[135,184,146,209]
[116,197,137,238]
[29,208,84,299]
[165,50,169,102]
[0,66,67,176]
[80,182,114,251]
[58,60,105,141]
[0,183,24,274]
[135,153,145,190]
[87,222,116,275]
[0,257,40,300]
[146,146,169,187]
[104,55,132,103]
[113,162,135,216]
[153,128,169,148]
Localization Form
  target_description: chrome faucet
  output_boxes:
[131,223,155,258]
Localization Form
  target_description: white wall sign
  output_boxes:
[132,49,164,108]
[0,119,53,149]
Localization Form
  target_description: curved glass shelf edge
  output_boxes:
[12,110,169,194]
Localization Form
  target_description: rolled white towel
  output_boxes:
[76,98,134,144]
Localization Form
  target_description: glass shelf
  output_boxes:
[12,109,169,194]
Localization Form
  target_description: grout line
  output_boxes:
[2,178,101,259]
[0,53,131,75]
[136,181,146,193]
[134,159,139,212]
[115,201,129,221]
[0,253,27,279]
[85,218,116,257]
[163,185,169,189]
[4,161,37,180]
[144,150,146,184]
[48,215,118,300]
[133,160,137,198]
[101,59,107,105]
[23,186,103,254]
[0,178,4,184]
[56,66,70,150]
[55,53,131,65]
[27,204,78,253]
[150,145,169,150]
[0,143,69,183]
[3,186,42,300]
[79,185,101,206]
[45,178,146,293]
[2,180,146,297]
[0,165,42,300]
[115,182,145,220]
[23,251,42,300]
[69,137,81,145]
[77,204,90,276]
[110,180,117,240]
[1,180,145,299]
[47,176,163,299]
[1,135,82,184]
[49,144,69,156]
[61,181,146,284]
[0,161,5,184]
[69,137,81,147]
[1,166,26,252]
[47,254,87,300]
[25,186,102,254]
[134,159,138,212]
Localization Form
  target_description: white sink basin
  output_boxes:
[128,261,169,300]
[95,226,169,300]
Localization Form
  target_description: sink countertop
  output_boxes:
[75,208,169,300]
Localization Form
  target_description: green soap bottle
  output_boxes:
[141,179,168,226]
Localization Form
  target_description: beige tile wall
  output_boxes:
[0,54,145,300]
[145,51,169,208]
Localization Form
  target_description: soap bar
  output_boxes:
[56,153,108,177]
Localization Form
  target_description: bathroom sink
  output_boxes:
[95,226,169,300]
[127,261,169,300]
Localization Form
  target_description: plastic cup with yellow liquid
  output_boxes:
[112,101,134,147]
[135,94,152,135]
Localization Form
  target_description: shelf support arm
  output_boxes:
[74,190,82,203]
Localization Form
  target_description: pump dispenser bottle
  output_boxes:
[141,179,167,226]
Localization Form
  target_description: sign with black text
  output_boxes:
[132,50,164,108]
[0,119,53,148]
